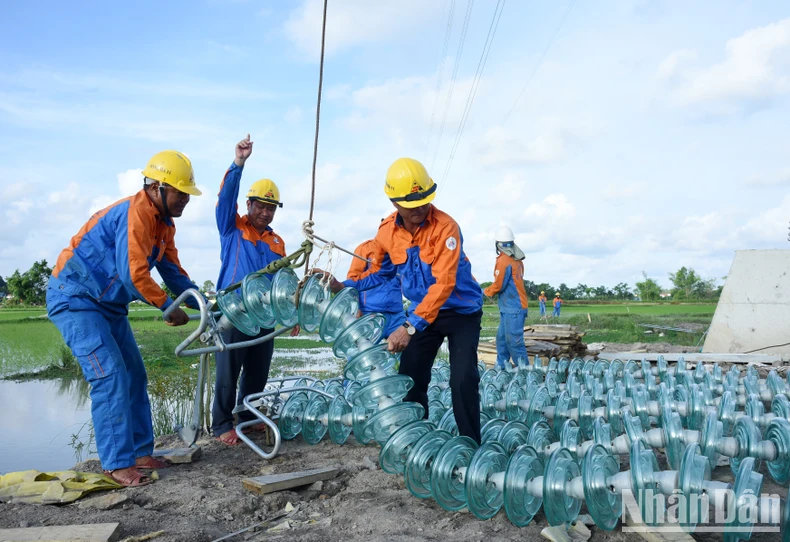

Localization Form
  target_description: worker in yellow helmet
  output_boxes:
[212,134,299,447]
[47,150,203,487]
[322,157,484,444]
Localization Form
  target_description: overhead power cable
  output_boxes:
[424,0,457,155]
[439,0,506,189]
[429,0,474,172]
[500,0,576,126]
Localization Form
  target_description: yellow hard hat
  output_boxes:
[247,179,282,208]
[540,291,545,295]
[555,292,561,296]
[142,150,201,196]
[384,158,437,209]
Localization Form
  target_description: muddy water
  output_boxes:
[0,379,95,473]
[0,349,341,474]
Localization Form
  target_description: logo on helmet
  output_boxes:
[410,183,421,194]
[264,190,275,198]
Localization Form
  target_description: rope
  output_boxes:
[309,0,328,223]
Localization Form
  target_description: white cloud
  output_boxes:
[284,106,303,124]
[661,18,790,108]
[283,0,444,58]
[656,48,698,80]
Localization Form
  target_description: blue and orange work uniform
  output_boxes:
[343,205,483,442]
[538,294,548,317]
[483,253,529,369]
[553,295,563,317]
[46,190,201,471]
[212,162,286,438]
[346,240,405,339]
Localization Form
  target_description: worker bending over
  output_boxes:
[347,239,405,339]
[324,158,483,443]
[47,150,202,487]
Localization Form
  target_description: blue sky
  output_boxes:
[1,0,789,292]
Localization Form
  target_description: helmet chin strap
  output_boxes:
[159,185,173,218]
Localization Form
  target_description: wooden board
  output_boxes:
[595,352,786,365]
[0,523,120,542]
[243,467,339,495]
[152,447,202,464]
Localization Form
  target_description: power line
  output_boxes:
[429,0,474,173]
[500,0,576,126]
[424,0,456,155]
[439,0,506,189]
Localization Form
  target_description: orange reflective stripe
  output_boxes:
[413,216,461,325]
[52,198,130,278]
[127,202,168,308]
[347,240,384,281]
[483,255,508,297]
[238,216,286,256]
[512,260,529,308]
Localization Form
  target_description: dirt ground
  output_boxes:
[0,428,785,542]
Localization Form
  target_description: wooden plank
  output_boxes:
[243,467,339,495]
[595,352,785,364]
[152,446,202,464]
[0,523,120,542]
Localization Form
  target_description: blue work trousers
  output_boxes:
[496,310,528,370]
[47,296,153,471]
[553,306,561,317]
[539,302,546,317]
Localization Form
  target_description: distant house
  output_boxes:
[659,291,672,299]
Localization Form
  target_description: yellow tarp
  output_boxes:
[0,470,121,504]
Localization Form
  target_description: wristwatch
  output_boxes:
[402,322,416,336]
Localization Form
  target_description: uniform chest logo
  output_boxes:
[446,236,457,251]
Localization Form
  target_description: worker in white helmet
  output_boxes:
[483,226,529,370]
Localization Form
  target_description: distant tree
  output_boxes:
[557,283,569,299]
[6,260,52,304]
[523,280,539,299]
[613,282,632,300]
[200,280,215,295]
[593,285,610,299]
[0,275,6,296]
[572,283,588,300]
[668,266,716,300]
[635,271,661,301]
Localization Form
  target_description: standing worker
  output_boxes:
[346,239,405,339]
[553,292,563,318]
[323,158,483,443]
[538,291,548,318]
[212,134,299,447]
[47,150,203,487]
[483,227,529,371]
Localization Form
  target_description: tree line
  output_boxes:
[480,267,723,302]
[1,260,721,306]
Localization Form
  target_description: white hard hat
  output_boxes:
[495,226,515,243]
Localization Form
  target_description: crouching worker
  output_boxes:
[212,134,299,447]
[47,150,203,487]
[483,226,529,370]
[346,239,405,339]
[323,158,483,443]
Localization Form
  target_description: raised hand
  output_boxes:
[234,134,253,167]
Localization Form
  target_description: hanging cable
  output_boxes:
[424,0,456,156]
[500,0,576,126]
[429,0,474,172]
[301,0,329,278]
[439,0,506,189]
